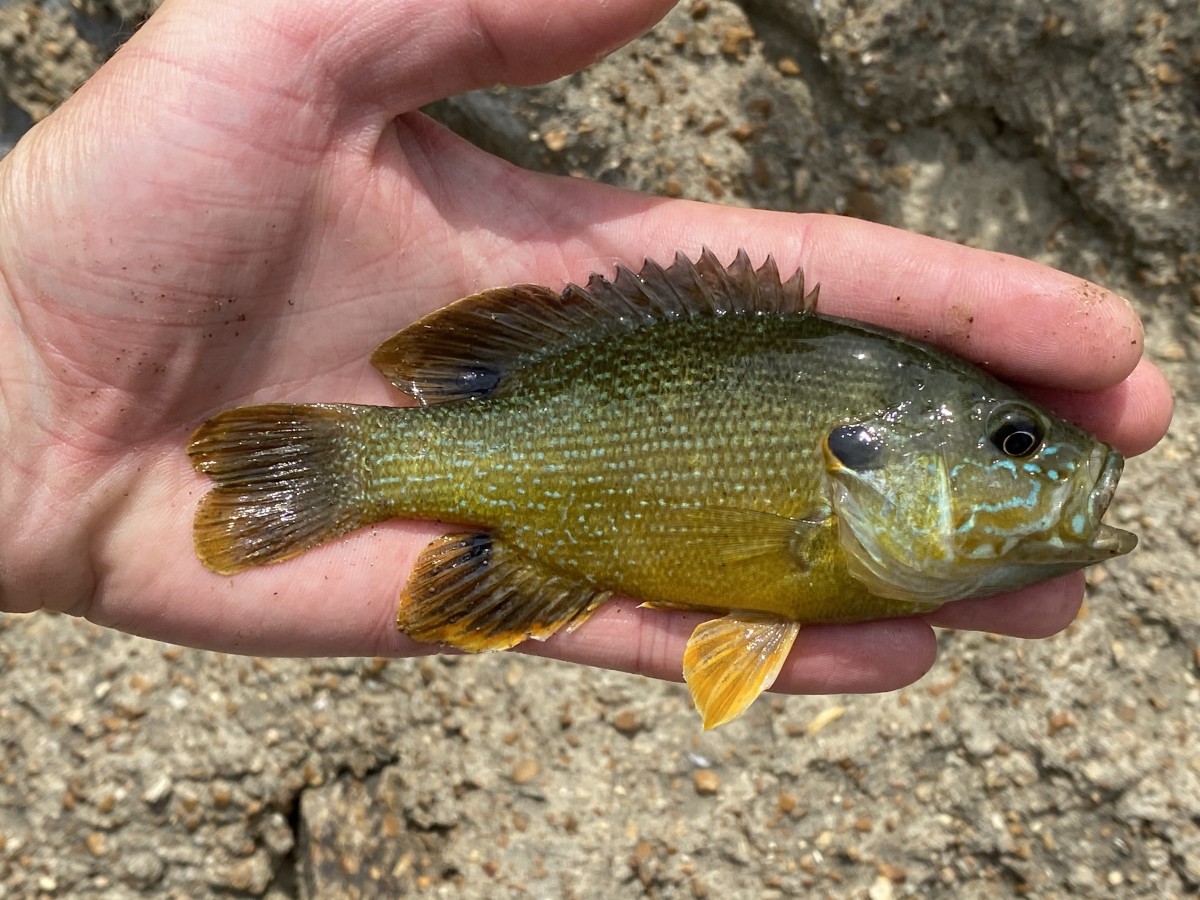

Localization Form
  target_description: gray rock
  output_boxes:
[118,849,165,890]
[753,0,1200,284]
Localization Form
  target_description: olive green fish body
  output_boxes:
[189,249,1136,728]
[350,313,958,623]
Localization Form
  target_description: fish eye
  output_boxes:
[827,424,885,470]
[987,404,1044,459]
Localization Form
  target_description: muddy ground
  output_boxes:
[1,1,1198,897]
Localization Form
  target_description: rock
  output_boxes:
[611,710,643,736]
[510,758,541,785]
[222,850,273,895]
[693,770,721,795]
[759,0,1200,282]
[296,771,452,898]
[120,850,165,889]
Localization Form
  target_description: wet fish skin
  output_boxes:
[189,249,1136,727]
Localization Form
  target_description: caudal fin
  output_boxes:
[187,403,370,574]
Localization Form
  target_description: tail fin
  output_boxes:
[187,403,371,574]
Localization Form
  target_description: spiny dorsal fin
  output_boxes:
[370,248,818,405]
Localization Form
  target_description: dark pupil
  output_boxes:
[991,415,1042,458]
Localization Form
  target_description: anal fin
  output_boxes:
[682,613,801,729]
[397,532,610,652]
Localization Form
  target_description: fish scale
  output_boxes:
[188,248,1135,727]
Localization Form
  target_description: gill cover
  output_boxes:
[821,420,959,608]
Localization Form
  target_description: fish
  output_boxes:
[187,248,1137,728]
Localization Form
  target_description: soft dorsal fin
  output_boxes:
[370,248,818,405]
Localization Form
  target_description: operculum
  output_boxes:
[821,433,963,608]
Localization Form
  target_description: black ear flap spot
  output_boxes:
[454,365,502,399]
[825,425,885,471]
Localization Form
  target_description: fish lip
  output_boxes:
[1087,450,1138,556]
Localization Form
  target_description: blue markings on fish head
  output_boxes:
[822,391,1137,607]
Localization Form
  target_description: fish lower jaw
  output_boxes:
[1088,523,1138,556]
[838,520,1127,605]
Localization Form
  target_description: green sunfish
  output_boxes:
[188,249,1136,728]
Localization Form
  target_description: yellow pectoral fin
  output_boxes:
[682,614,802,730]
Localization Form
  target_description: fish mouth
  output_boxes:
[1086,449,1138,557]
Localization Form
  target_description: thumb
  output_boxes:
[125,0,676,119]
[321,0,678,112]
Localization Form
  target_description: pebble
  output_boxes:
[1158,340,1187,362]
[120,850,165,889]
[611,710,642,736]
[1110,640,1125,665]
[693,770,720,795]
[85,832,107,857]
[211,783,233,809]
[511,759,541,785]
[542,129,568,152]
[868,875,895,900]
[1048,711,1077,735]
[225,851,273,895]
[718,24,755,60]
[1156,62,1183,85]
[792,168,813,201]
[962,722,998,758]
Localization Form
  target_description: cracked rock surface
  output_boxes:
[1,1,1198,897]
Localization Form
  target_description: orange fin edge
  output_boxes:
[396,532,609,653]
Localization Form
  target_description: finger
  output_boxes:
[596,203,1148,393]
[924,572,1085,638]
[518,600,939,695]
[778,214,1146,392]
[1018,357,1174,457]
[357,0,674,109]
[35,0,674,196]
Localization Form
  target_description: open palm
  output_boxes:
[0,0,1171,694]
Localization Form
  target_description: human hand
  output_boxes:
[0,0,1171,696]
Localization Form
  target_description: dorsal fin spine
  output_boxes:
[370,249,818,405]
